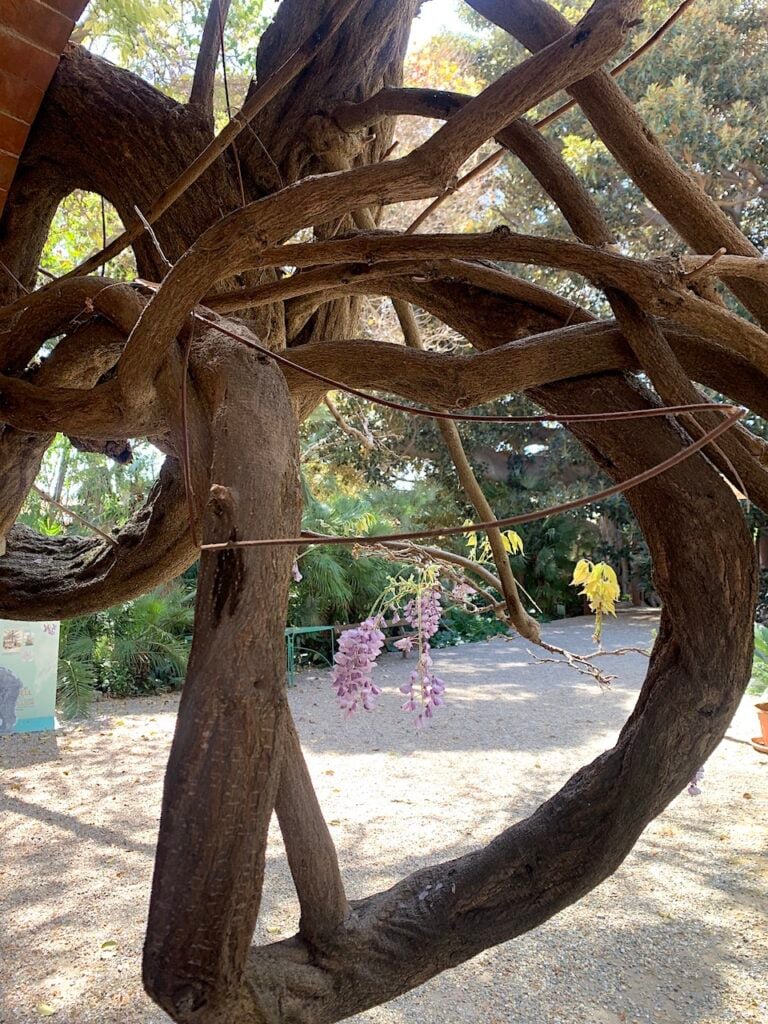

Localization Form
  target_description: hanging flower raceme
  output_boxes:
[331,570,447,726]
[404,586,442,640]
[331,617,385,717]
[399,647,446,727]
[570,558,620,643]
[687,766,705,797]
[399,585,447,726]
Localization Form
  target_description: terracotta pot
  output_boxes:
[756,702,768,746]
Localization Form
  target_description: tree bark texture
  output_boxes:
[0,0,762,1020]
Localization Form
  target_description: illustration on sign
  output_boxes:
[0,620,60,733]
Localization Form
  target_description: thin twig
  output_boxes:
[682,247,727,284]
[0,258,28,293]
[387,538,544,614]
[527,639,651,689]
[324,395,375,449]
[200,406,743,550]
[588,645,652,658]
[31,484,119,548]
[134,206,173,272]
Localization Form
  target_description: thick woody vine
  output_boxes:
[0,1,764,1022]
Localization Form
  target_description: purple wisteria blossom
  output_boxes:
[331,617,385,717]
[452,582,477,603]
[687,766,705,797]
[393,635,415,654]
[291,561,303,583]
[399,647,446,726]
[404,587,442,639]
[331,584,447,726]
[400,587,446,726]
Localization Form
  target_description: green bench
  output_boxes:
[285,618,414,687]
[284,625,336,687]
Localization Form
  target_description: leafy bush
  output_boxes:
[510,515,596,620]
[57,585,193,717]
[432,606,509,648]
[290,486,406,629]
[748,621,768,698]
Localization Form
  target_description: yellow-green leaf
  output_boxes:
[502,529,523,554]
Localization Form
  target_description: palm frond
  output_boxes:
[57,656,96,719]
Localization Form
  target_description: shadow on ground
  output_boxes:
[1,612,765,1023]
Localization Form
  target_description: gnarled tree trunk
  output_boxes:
[0,0,762,1021]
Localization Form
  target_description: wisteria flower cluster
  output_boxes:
[331,617,385,717]
[570,559,621,644]
[399,648,446,726]
[398,586,447,727]
[451,582,477,604]
[403,587,442,639]
[687,766,705,797]
[329,570,447,726]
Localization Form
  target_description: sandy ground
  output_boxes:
[1,611,767,1024]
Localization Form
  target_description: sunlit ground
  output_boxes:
[1,613,766,1024]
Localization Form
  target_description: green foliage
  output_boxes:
[748,622,768,697]
[291,484,401,628]
[40,192,135,281]
[58,618,99,719]
[21,435,161,537]
[57,585,193,716]
[76,0,268,102]
[431,606,509,648]
[446,0,768,268]
[511,515,596,619]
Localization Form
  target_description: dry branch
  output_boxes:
[189,0,234,118]
[467,0,768,329]
[275,717,349,945]
[393,296,540,642]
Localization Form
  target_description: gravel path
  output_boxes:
[1,611,766,1024]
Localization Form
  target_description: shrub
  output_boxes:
[57,584,193,717]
